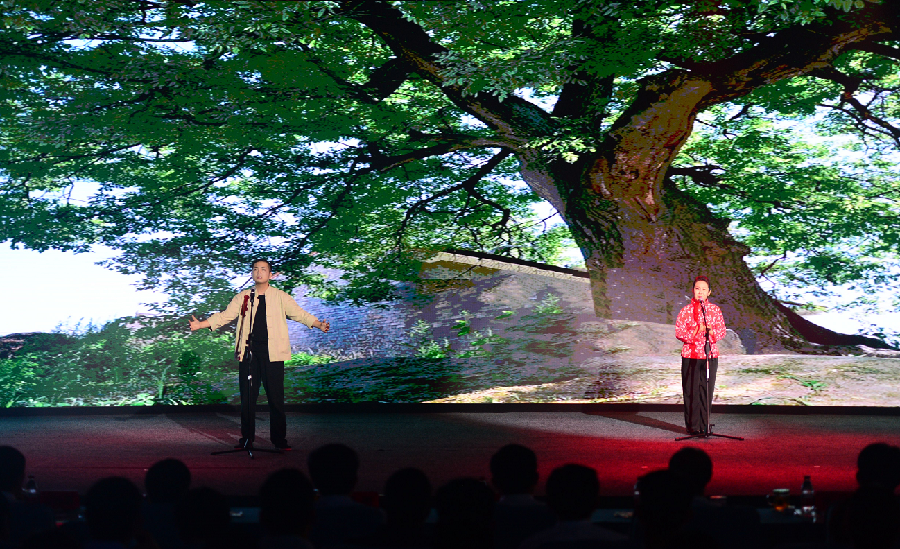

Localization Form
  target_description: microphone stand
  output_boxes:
[676,300,743,442]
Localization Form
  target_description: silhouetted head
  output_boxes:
[857,443,900,491]
[383,467,432,527]
[0,446,26,493]
[84,476,143,544]
[434,478,494,549]
[545,464,600,521]
[490,443,539,496]
[308,443,360,496]
[635,469,693,538]
[668,446,713,497]
[174,487,231,546]
[259,468,315,537]
[145,458,191,504]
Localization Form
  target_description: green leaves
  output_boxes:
[1,0,898,325]
[674,107,900,308]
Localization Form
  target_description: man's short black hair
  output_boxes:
[259,468,315,536]
[490,443,539,495]
[545,464,600,521]
[668,446,713,497]
[0,446,26,492]
[145,458,191,504]
[84,476,143,542]
[308,443,360,495]
[857,442,900,490]
[251,259,273,271]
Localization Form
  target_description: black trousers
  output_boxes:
[681,357,718,432]
[238,342,287,444]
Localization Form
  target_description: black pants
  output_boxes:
[681,357,718,432]
[238,342,287,445]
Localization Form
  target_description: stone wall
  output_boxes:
[287,252,596,359]
[287,251,748,363]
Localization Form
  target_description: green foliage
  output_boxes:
[285,352,336,367]
[282,299,581,403]
[0,355,39,407]
[0,0,897,338]
[674,108,900,316]
[534,294,564,315]
[0,318,235,407]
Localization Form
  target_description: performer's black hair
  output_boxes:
[251,259,273,271]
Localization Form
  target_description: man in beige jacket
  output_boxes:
[190,259,330,450]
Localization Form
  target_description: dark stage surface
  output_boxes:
[3,406,899,499]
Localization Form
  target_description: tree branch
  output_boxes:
[394,150,511,250]
[695,3,898,107]
[758,251,788,277]
[811,67,900,145]
[667,165,798,209]
[552,15,615,126]
[337,0,556,145]
[357,136,513,175]
[850,40,900,61]
[360,56,412,102]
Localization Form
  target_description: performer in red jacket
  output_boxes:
[675,276,727,435]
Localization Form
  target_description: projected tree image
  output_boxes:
[1,0,899,358]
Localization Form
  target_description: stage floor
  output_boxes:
[3,407,898,498]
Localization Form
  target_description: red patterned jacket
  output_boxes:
[675,299,727,359]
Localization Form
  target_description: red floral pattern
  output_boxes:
[675,300,727,358]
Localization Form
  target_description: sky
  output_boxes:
[1,242,895,341]
[0,245,164,335]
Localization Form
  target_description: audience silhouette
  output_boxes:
[846,485,900,549]
[827,442,900,548]
[142,458,191,549]
[345,467,433,549]
[307,444,385,548]
[258,468,317,549]
[0,446,55,547]
[856,443,900,491]
[433,477,494,549]
[490,444,556,549]
[82,476,148,549]
[7,440,900,549]
[668,447,762,549]
[174,486,236,549]
[633,469,697,549]
[519,464,626,549]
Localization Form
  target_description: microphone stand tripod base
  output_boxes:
[676,424,744,442]
[211,439,285,459]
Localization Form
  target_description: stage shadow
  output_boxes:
[584,411,685,434]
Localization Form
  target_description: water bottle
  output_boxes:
[800,475,815,518]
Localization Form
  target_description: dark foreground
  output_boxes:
[3,405,897,498]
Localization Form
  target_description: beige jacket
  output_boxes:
[207,286,317,362]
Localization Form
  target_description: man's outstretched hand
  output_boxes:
[189,315,210,331]
[314,319,330,333]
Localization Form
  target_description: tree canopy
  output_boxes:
[1,0,898,349]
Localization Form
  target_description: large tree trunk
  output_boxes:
[524,155,889,353]
[580,174,802,353]
[516,75,802,352]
